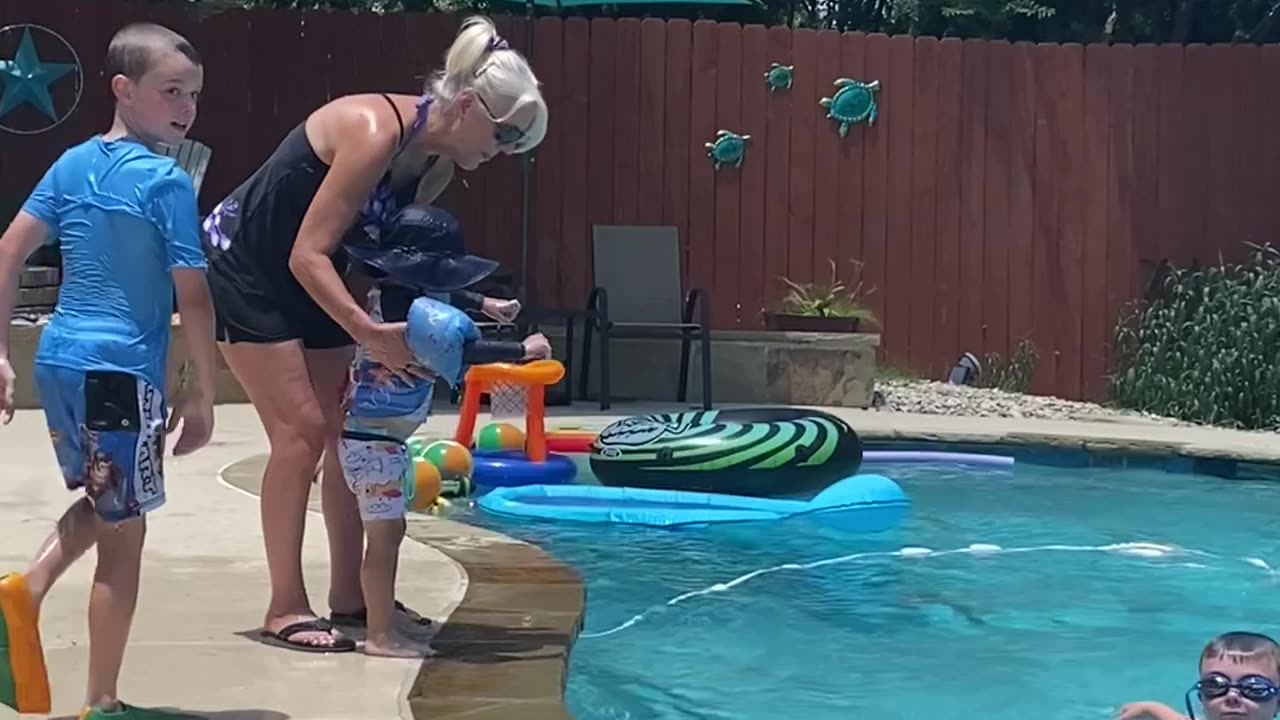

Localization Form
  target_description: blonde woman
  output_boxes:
[200,16,546,652]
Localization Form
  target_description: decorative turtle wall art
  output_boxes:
[819,78,881,137]
[705,129,751,171]
[764,63,794,92]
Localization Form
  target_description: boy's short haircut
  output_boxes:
[1200,631,1280,676]
[105,22,201,81]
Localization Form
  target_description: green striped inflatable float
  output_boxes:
[589,408,864,497]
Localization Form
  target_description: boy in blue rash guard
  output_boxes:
[337,204,549,657]
[0,22,218,719]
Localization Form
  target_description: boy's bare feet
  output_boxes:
[363,631,436,659]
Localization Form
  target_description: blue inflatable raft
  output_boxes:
[476,473,910,530]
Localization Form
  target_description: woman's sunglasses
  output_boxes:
[476,95,529,150]
[1184,673,1280,719]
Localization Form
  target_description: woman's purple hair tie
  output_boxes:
[487,36,510,52]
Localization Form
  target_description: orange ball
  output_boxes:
[410,459,442,512]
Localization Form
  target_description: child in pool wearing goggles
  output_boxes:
[1118,631,1280,720]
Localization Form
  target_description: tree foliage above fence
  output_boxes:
[165,0,1280,44]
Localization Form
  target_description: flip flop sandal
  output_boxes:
[331,600,434,628]
[259,618,356,654]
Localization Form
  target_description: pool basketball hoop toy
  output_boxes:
[454,360,578,490]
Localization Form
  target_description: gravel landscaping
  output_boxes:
[872,378,1189,426]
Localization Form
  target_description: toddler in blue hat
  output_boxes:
[337,204,549,658]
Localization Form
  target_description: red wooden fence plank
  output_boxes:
[611,18,641,226]
[531,17,564,308]
[585,18,617,285]
[958,38,988,360]
[1155,44,1188,269]
[908,36,939,376]
[712,21,743,327]
[662,19,693,293]
[932,37,963,376]
[810,30,842,289]
[1105,44,1135,377]
[687,21,719,301]
[786,28,817,285]
[836,33,867,300]
[558,18,592,309]
[637,18,667,227]
[1231,45,1261,253]
[1196,44,1228,263]
[380,9,419,94]
[1005,42,1037,363]
[1080,43,1110,401]
[1130,45,1161,300]
[981,40,1011,360]
[1055,43,1086,400]
[189,9,253,210]
[1233,44,1264,252]
[882,34,915,368]
[737,23,769,327]
[1181,45,1210,267]
[1031,43,1062,395]
[82,0,123,144]
[58,0,118,150]
[859,34,890,341]
[761,25,793,312]
[323,10,364,101]
[280,12,333,154]
[423,13,460,88]
[245,11,297,175]
[1261,46,1280,264]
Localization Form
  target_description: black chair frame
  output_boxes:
[578,285,712,411]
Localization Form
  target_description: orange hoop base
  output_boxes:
[453,360,565,463]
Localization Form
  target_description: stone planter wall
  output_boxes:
[538,326,880,408]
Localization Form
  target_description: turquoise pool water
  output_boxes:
[458,459,1280,720]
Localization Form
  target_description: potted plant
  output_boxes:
[764,258,878,333]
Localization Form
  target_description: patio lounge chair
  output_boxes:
[158,138,214,200]
[579,225,712,411]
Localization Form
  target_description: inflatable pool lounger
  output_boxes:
[477,473,910,530]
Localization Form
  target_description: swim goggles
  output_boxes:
[1184,672,1280,719]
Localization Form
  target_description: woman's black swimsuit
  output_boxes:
[200,94,486,348]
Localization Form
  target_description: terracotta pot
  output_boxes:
[764,312,862,333]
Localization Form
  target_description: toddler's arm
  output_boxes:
[1115,701,1187,720]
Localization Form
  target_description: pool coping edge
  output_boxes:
[403,515,585,720]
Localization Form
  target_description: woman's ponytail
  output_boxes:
[443,16,499,87]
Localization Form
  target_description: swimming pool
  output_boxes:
[457,458,1280,720]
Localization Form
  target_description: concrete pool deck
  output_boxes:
[2,399,1278,719]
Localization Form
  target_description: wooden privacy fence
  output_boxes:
[1,1,1279,401]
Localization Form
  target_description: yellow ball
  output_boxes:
[410,459,442,513]
[477,422,526,452]
[423,440,473,481]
